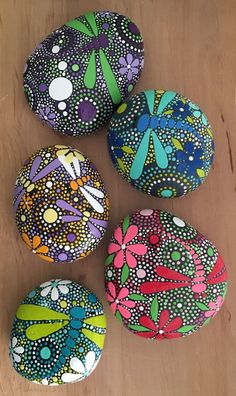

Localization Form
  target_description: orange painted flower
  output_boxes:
[20,194,33,210]
[21,233,54,262]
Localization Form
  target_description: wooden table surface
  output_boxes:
[0,0,236,395]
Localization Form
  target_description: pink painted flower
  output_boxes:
[205,296,223,318]
[106,282,135,319]
[108,225,147,269]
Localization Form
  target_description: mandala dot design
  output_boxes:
[107,90,214,197]
[104,209,227,339]
[9,280,106,385]
[23,10,144,136]
[13,145,109,263]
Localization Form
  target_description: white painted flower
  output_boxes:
[9,337,24,363]
[40,279,72,301]
[61,351,99,383]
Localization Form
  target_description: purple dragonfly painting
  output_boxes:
[56,199,108,239]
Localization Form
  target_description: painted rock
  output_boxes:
[105,209,227,339]
[23,11,144,136]
[9,280,106,385]
[13,145,109,263]
[107,90,214,197]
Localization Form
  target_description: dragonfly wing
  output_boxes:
[30,156,42,179]
[33,159,61,182]
[80,187,104,213]
[130,130,151,180]
[73,158,81,178]
[140,281,190,294]
[16,304,69,321]
[99,49,122,104]
[84,50,96,89]
[152,131,168,169]
[82,328,106,349]
[88,221,102,238]
[13,190,25,213]
[84,314,106,329]
[65,19,94,37]
[156,266,191,281]
[83,185,104,198]
[144,90,155,113]
[57,156,76,179]
[157,91,176,115]
[56,199,81,215]
[26,321,69,341]
[62,215,81,223]
[84,12,98,35]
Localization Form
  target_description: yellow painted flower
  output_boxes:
[21,233,54,262]
[20,194,33,210]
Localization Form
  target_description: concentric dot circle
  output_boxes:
[105,209,227,340]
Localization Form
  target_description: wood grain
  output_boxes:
[0,0,236,395]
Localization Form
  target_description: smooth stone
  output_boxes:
[13,145,109,263]
[107,90,214,197]
[23,11,144,136]
[9,280,106,385]
[105,209,227,339]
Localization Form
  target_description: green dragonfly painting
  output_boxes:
[66,12,122,104]
[15,303,106,374]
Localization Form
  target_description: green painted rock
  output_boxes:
[10,280,106,385]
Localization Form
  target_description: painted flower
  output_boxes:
[106,282,135,319]
[55,145,85,163]
[100,11,115,18]
[108,225,147,269]
[40,279,72,301]
[61,351,98,383]
[119,54,139,81]
[136,310,183,339]
[176,141,203,176]
[22,233,54,262]
[205,296,223,318]
[38,107,56,127]
[109,131,124,162]
[9,337,24,363]
[20,194,33,210]
[172,100,191,119]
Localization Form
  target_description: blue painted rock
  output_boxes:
[13,145,109,263]
[105,209,227,339]
[9,280,106,385]
[107,90,214,197]
[23,11,144,136]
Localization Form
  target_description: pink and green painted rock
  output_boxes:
[105,209,227,340]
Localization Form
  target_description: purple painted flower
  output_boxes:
[100,11,115,18]
[38,107,56,127]
[119,54,139,81]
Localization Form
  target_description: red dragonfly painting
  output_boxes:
[140,255,227,295]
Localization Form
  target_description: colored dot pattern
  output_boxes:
[107,90,214,197]
[10,280,106,385]
[13,145,109,263]
[105,209,227,340]
[23,11,144,137]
